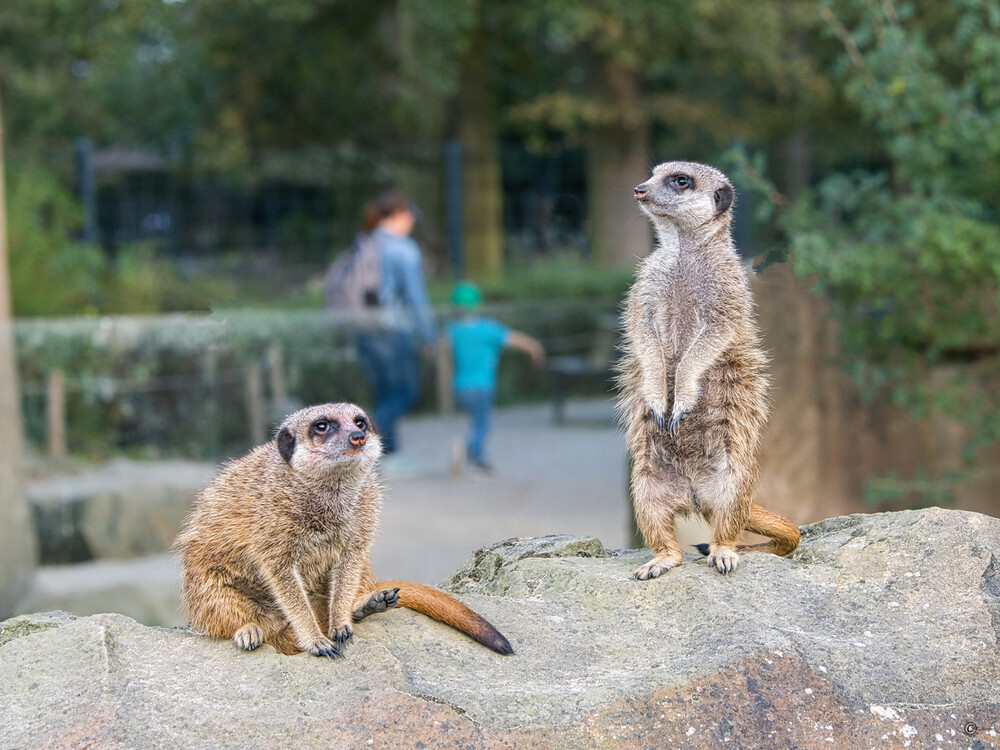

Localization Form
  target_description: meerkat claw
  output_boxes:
[233,624,263,651]
[707,549,739,575]
[633,558,678,580]
[667,410,685,435]
[329,625,353,653]
[308,637,343,659]
[650,410,668,431]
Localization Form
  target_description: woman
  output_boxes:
[354,190,437,456]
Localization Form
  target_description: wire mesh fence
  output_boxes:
[85,140,591,278]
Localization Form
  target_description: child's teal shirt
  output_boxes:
[446,316,509,392]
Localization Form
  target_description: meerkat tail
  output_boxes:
[742,503,800,555]
[373,580,514,655]
[694,504,800,558]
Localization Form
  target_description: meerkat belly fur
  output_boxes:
[617,161,800,579]
[174,403,512,657]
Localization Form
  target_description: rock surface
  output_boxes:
[2,508,999,749]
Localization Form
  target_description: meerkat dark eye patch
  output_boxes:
[713,184,734,214]
[667,174,694,191]
[354,417,367,431]
[309,419,338,438]
[277,427,296,464]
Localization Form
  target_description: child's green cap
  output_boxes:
[451,281,481,308]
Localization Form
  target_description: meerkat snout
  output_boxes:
[349,431,366,447]
[634,183,649,199]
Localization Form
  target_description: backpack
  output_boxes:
[323,232,382,311]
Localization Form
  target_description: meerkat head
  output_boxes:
[633,161,735,231]
[274,402,382,476]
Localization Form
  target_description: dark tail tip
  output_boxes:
[481,626,514,655]
[694,543,710,556]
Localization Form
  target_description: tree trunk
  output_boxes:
[458,27,503,280]
[0,86,36,619]
[586,60,652,266]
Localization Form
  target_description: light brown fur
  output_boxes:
[174,403,512,657]
[617,161,800,579]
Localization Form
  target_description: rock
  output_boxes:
[16,553,184,628]
[27,459,215,563]
[1,508,999,749]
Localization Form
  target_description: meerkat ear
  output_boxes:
[714,185,734,215]
[277,427,296,464]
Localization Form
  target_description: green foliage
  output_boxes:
[427,254,633,304]
[7,167,236,317]
[735,0,1000,505]
[7,167,107,316]
[103,244,237,315]
[507,0,842,157]
[0,0,206,164]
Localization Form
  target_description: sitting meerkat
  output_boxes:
[174,402,512,657]
[617,160,800,579]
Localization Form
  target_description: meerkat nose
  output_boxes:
[634,184,649,200]
[349,431,366,447]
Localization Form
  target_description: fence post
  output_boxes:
[245,360,265,445]
[45,370,67,458]
[203,348,221,457]
[436,341,454,414]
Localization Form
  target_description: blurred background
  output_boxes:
[1,0,998,625]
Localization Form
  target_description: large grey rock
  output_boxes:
[1,508,999,749]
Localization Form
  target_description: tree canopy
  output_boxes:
[1,0,998,498]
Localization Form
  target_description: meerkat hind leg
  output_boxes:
[631,455,690,580]
[233,623,264,651]
[698,465,750,575]
[188,573,291,652]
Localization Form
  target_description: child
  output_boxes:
[445,281,545,472]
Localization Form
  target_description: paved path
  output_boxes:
[372,397,632,584]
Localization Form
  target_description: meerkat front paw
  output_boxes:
[646,396,669,431]
[706,547,739,575]
[306,636,343,659]
[667,407,686,434]
[233,624,264,651]
[328,624,353,652]
[668,383,700,434]
[352,587,400,621]
[633,554,683,580]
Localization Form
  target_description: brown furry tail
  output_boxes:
[371,580,514,655]
[694,503,800,557]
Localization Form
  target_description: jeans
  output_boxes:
[456,388,493,464]
[355,332,420,454]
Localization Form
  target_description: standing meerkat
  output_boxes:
[617,160,800,579]
[174,402,512,657]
